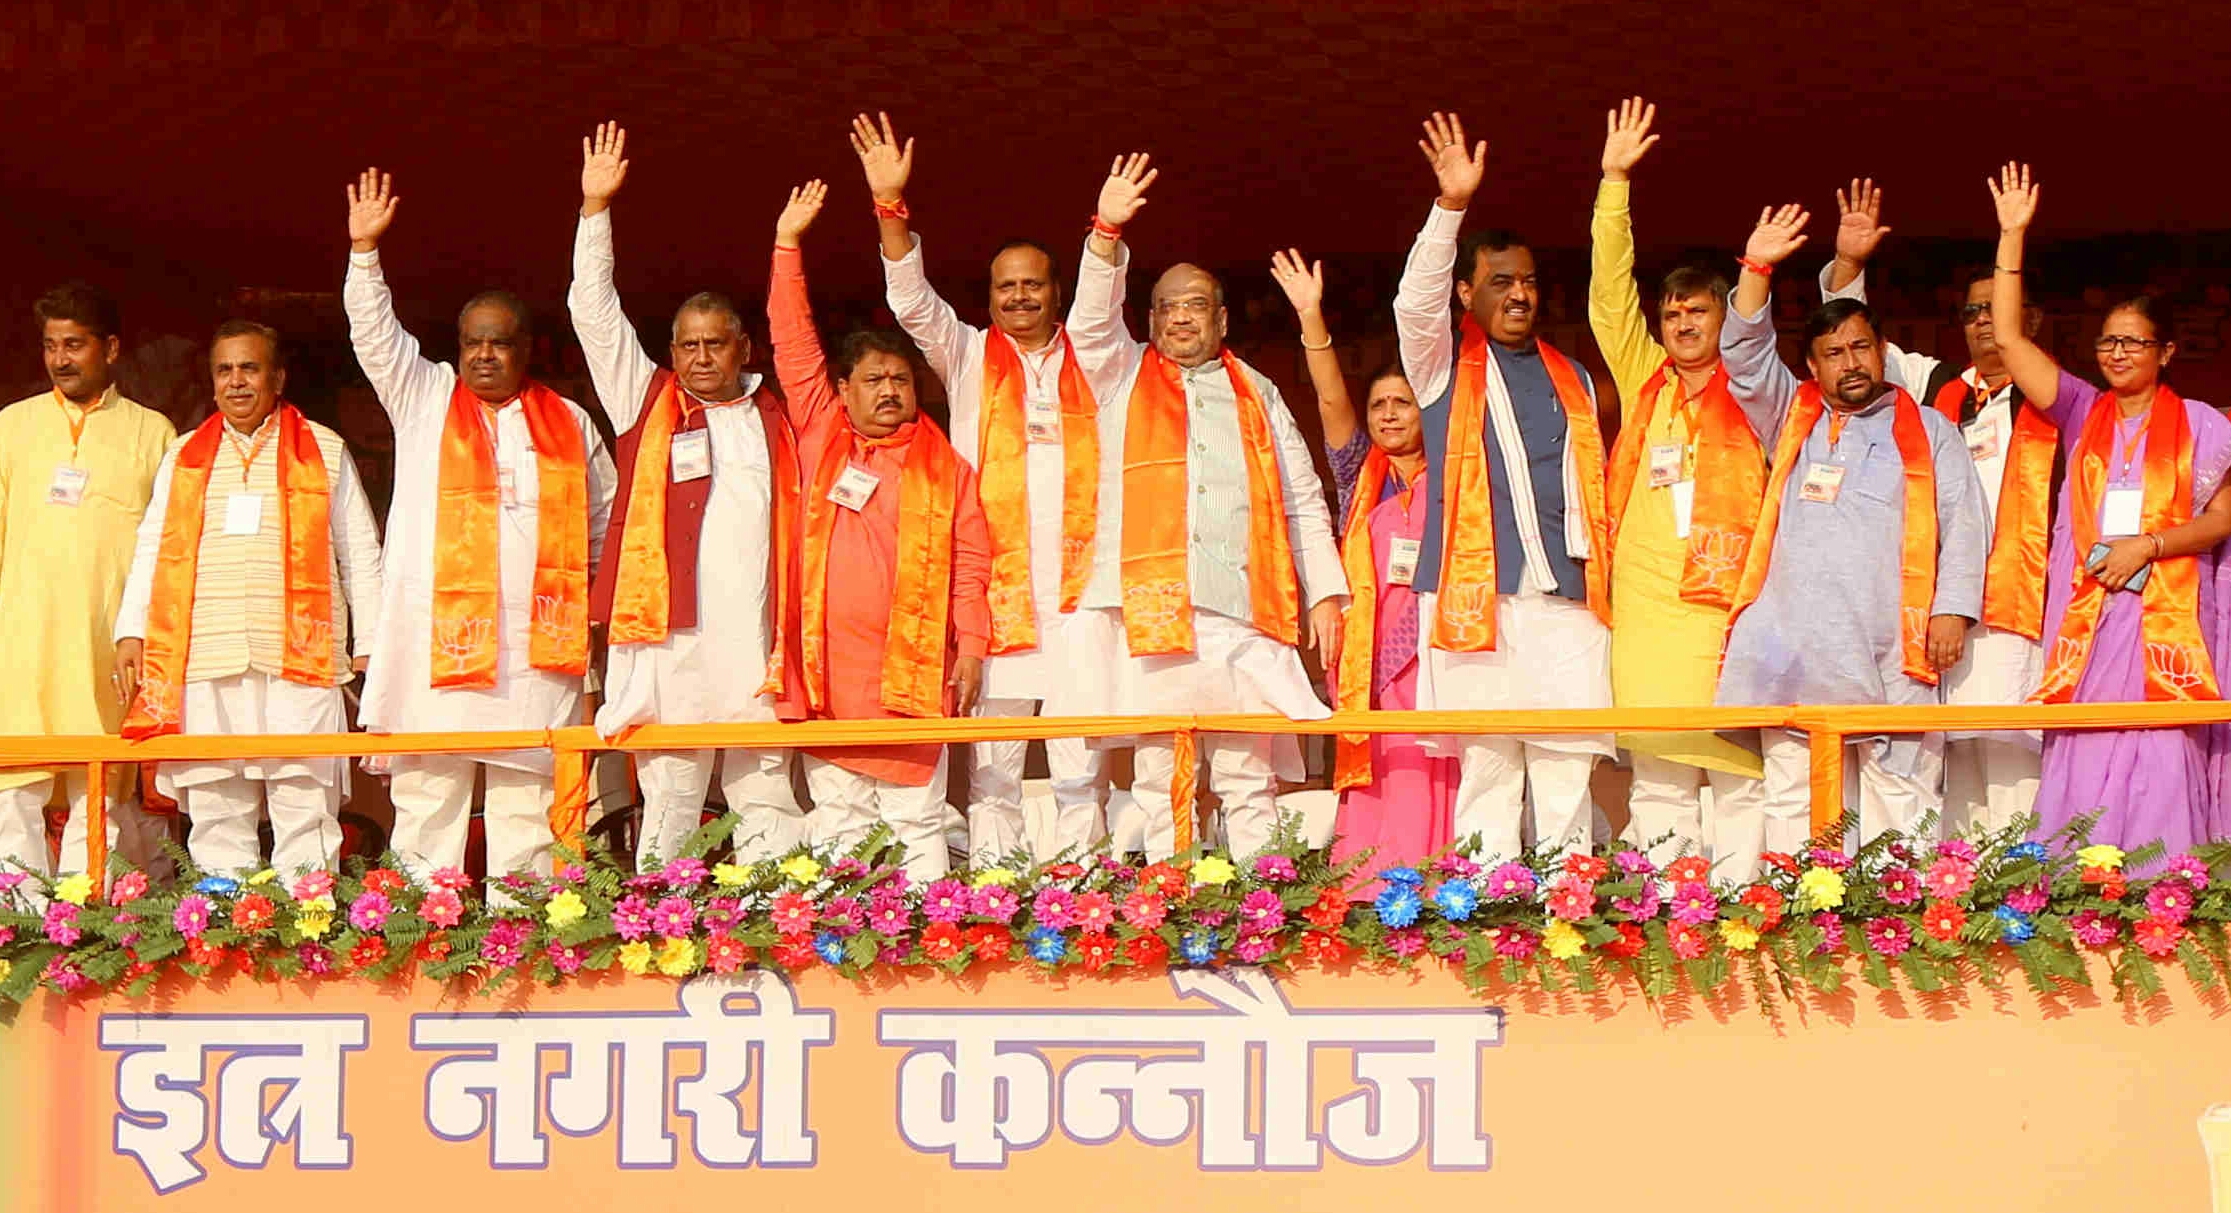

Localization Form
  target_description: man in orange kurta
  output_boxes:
[765,180,992,880]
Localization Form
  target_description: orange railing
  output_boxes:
[9,701,2231,876]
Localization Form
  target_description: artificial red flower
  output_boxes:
[2102,875,2128,901]
[1044,862,1086,880]
[2134,917,2186,959]
[362,868,407,896]
[1300,930,1354,966]
[350,937,389,970]
[706,935,751,975]
[1561,854,1610,883]
[231,893,276,933]
[921,921,965,961]
[772,939,818,969]
[2078,864,2114,885]
[1664,856,1711,885]
[769,892,816,938]
[1079,936,1117,972]
[185,937,225,969]
[1124,933,1170,968]
[1759,851,1802,876]
[1921,901,1967,942]
[1738,885,1786,931]
[966,924,1013,959]
[125,959,157,980]
[1602,921,1647,959]
[1140,863,1189,900]
[417,933,452,962]
[1302,887,1349,928]
[1668,922,1709,960]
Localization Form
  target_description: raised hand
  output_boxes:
[774,179,828,247]
[1743,203,1812,268]
[849,111,914,203]
[1416,111,1488,209]
[1987,162,2039,232]
[1600,96,1659,180]
[580,121,629,211]
[1833,177,1892,265]
[1269,248,1325,316]
[1096,153,1157,229]
[346,167,399,253]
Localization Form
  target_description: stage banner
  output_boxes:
[3,962,2228,1210]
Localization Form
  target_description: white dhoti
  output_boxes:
[805,750,952,882]
[1047,608,1327,861]
[1623,752,1764,870]
[1734,728,1945,884]
[0,772,162,886]
[155,671,349,876]
[971,608,1110,863]
[635,748,802,867]
[1938,623,2043,835]
[388,755,554,888]
[1414,583,1612,866]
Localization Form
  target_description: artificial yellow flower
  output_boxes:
[1189,855,1238,887]
[545,889,587,929]
[1796,867,1846,911]
[971,867,1018,889]
[618,941,654,975]
[297,910,334,940]
[301,894,336,914]
[777,855,823,885]
[1720,919,1761,952]
[656,936,698,977]
[2076,844,2126,871]
[1541,920,1587,960]
[53,873,93,906]
[712,863,753,888]
[246,868,278,887]
[0,959,13,985]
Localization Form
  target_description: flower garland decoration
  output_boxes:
[0,814,2224,1010]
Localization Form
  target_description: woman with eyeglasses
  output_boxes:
[1988,163,2231,857]
[1269,249,1452,893]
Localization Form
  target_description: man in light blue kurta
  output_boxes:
[1715,289,1988,878]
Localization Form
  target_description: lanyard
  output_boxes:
[227,419,275,483]
[53,387,96,455]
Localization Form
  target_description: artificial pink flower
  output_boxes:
[1667,922,1709,960]
[2164,854,2211,890]
[1922,857,1975,900]
[1121,891,1169,931]
[1545,878,1596,922]
[420,889,464,928]
[2135,916,2185,959]
[1072,891,1118,936]
[707,935,751,975]
[2068,909,2120,947]
[1386,928,1427,958]
[769,891,815,938]
[291,870,335,901]
[1864,916,1913,957]
[2144,880,2194,925]
[2005,882,2050,914]
[112,870,149,903]
[430,867,473,892]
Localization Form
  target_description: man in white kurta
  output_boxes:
[1397,116,1611,865]
[854,112,1108,863]
[568,124,803,868]
[1824,261,2048,832]
[114,322,383,876]
[1048,155,1347,861]
[341,170,617,884]
[0,283,174,882]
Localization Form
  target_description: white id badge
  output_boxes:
[1670,480,1696,539]
[670,429,712,482]
[1386,537,1422,586]
[1648,442,1685,488]
[2101,487,2145,537]
[499,467,518,508]
[1025,398,1061,444]
[224,493,264,536]
[1965,426,2000,463]
[828,464,881,512]
[1799,462,1846,504]
[46,465,87,507]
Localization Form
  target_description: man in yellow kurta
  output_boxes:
[0,284,175,880]
[1588,100,1769,865]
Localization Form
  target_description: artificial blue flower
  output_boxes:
[1378,866,1424,889]
[195,875,240,897]
[1026,926,1068,964]
[2006,842,2050,864]
[1430,881,1479,922]
[812,931,846,964]
[1993,905,2035,944]
[1179,930,1220,965]
[1374,884,1423,929]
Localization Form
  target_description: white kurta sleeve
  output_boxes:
[330,444,384,657]
[1394,202,1466,405]
[1258,374,1348,607]
[1816,263,1941,396]
[1066,236,1142,406]
[344,250,453,426]
[883,234,976,389]
[114,440,183,642]
[566,209,659,433]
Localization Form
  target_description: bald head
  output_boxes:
[1149,263,1227,368]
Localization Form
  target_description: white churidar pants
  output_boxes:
[634,748,803,868]
[966,696,1107,864]
[804,751,952,882]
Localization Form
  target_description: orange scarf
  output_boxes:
[2035,385,2217,702]
[1931,373,2055,640]
[800,418,961,718]
[606,373,800,699]
[123,406,334,739]
[1430,320,1610,650]
[980,329,1098,652]
[1333,447,1401,790]
[1730,383,1941,685]
[430,379,589,688]
[1604,361,1763,610]
[1118,348,1297,655]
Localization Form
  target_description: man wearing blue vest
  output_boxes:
[1392,112,1615,867]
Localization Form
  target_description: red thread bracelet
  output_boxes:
[873,197,910,220]
[1090,216,1122,240]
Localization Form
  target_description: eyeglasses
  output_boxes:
[2094,336,2163,354]
[1152,298,1217,318]
[1958,303,1991,323]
